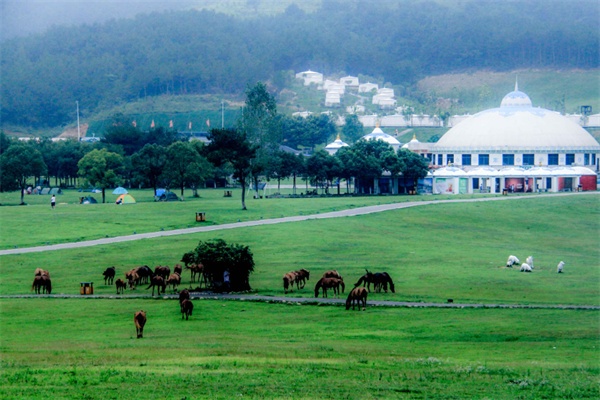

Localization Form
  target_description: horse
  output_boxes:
[146,276,166,296]
[102,266,116,285]
[181,299,194,320]
[34,268,50,277]
[173,264,183,276]
[115,278,127,294]
[126,271,139,290]
[186,263,203,283]
[134,310,146,338]
[346,287,368,310]
[32,275,46,294]
[372,272,395,293]
[294,269,310,289]
[283,271,297,293]
[179,289,190,312]
[166,272,181,293]
[154,265,171,280]
[134,265,153,284]
[314,277,345,298]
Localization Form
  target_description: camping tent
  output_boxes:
[116,194,136,204]
[80,196,97,204]
[49,188,62,195]
[158,192,179,202]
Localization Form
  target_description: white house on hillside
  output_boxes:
[295,70,323,86]
[359,82,379,93]
[340,76,359,87]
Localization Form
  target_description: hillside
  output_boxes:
[1,0,597,132]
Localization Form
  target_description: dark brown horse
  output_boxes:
[32,275,51,294]
[146,276,166,296]
[102,266,116,285]
[322,270,343,280]
[314,277,345,298]
[283,271,297,293]
[180,299,194,320]
[354,270,395,293]
[178,289,190,312]
[115,278,127,294]
[134,310,146,338]
[346,287,368,310]
[294,269,310,289]
[134,265,153,284]
[154,265,171,280]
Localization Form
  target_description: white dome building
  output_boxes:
[362,124,401,152]
[432,84,600,170]
[428,84,599,194]
[324,134,350,155]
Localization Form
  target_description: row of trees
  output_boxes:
[1,83,428,208]
[2,0,597,128]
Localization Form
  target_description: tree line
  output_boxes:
[1,0,597,129]
[0,83,429,208]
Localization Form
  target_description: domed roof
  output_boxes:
[325,134,349,151]
[362,125,401,146]
[434,86,600,152]
[402,134,420,149]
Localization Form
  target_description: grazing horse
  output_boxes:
[147,276,166,296]
[294,269,310,289]
[181,299,194,320]
[165,272,181,293]
[179,289,190,312]
[126,271,139,290]
[354,270,395,293]
[314,277,345,298]
[134,310,147,338]
[115,278,127,294]
[283,271,297,293]
[346,287,368,310]
[102,266,116,285]
[135,265,153,284]
[322,270,343,280]
[154,265,171,280]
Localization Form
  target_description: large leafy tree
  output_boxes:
[305,150,342,194]
[131,143,168,196]
[77,148,124,203]
[182,239,255,292]
[266,150,304,193]
[102,114,145,156]
[164,141,212,198]
[205,128,258,210]
[0,142,47,204]
[342,114,364,143]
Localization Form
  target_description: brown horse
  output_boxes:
[34,268,50,277]
[102,266,116,285]
[115,278,127,294]
[32,275,51,294]
[179,289,190,312]
[147,276,166,296]
[294,269,310,289]
[173,264,183,276]
[126,270,139,290]
[322,270,342,280]
[165,272,181,293]
[181,299,194,320]
[354,270,395,293]
[283,271,297,293]
[314,277,345,298]
[134,265,153,284]
[346,287,368,310]
[134,310,147,338]
[154,265,171,280]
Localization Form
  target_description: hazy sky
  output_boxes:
[1,0,197,40]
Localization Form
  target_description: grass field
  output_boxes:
[0,191,599,398]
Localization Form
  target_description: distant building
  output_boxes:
[358,82,379,93]
[339,76,359,87]
[295,70,323,86]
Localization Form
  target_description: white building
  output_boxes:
[340,76,359,87]
[325,134,350,155]
[358,82,379,93]
[295,70,323,86]
[325,92,341,107]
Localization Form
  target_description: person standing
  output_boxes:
[50,195,56,209]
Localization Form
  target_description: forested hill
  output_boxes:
[1,0,598,129]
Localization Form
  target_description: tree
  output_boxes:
[102,114,145,156]
[267,150,304,192]
[342,114,364,143]
[0,142,47,203]
[397,148,430,191]
[164,141,212,198]
[131,143,168,195]
[183,239,255,292]
[336,140,397,194]
[305,150,342,194]
[205,128,258,210]
[77,148,124,203]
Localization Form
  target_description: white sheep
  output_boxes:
[557,261,565,273]
[506,255,520,267]
[520,263,532,272]
[526,256,534,269]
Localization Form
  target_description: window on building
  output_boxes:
[478,154,489,165]
[566,153,575,165]
[502,154,514,165]
[592,154,597,166]
[462,154,471,166]
[472,177,479,190]
[447,154,454,165]
[437,154,443,165]
[546,177,552,189]
[523,154,534,166]
[548,154,559,165]
[584,154,590,165]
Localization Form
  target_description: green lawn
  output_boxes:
[0,192,598,398]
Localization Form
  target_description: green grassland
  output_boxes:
[0,192,598,398]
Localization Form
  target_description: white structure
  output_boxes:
[325,134,350,155]
[346,104,365,114]
[295,70,323,86]
[320,79,339,91]
[432,84,600,173]
[340,76,359,87]
[292,111,313,118]
[358,82,379,93]
[362,124,401,152]
[325,92,341,107]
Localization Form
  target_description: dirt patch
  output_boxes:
[59,123,89,138]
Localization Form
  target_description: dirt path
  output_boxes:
[1,192,596,256]
[1,292,598,310]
